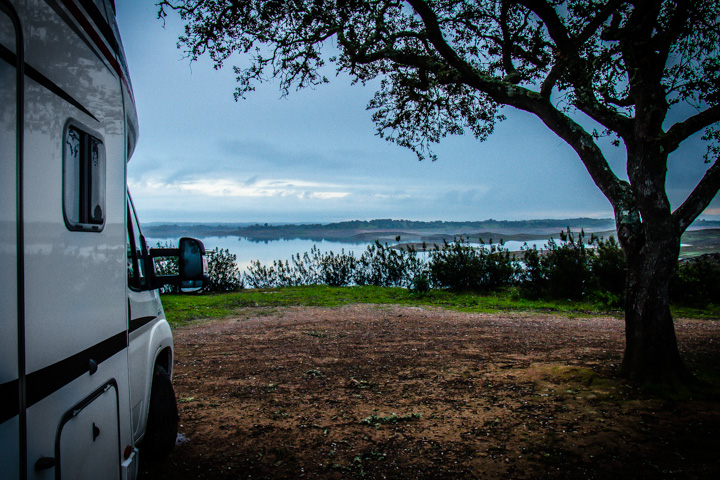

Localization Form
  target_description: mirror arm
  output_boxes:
[149,248,179,258]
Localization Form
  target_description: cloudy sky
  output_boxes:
[115,2,719,224]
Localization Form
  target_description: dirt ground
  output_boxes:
[140,305,720,479]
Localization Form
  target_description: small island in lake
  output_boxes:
[143,218,720,257]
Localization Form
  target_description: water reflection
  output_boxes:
[147,236,548,272]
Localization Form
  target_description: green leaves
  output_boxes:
[159,0,720,247]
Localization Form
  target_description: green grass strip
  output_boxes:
[160,285,718,327]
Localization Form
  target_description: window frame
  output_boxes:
[126,194,149,291]
[62,120,106,232]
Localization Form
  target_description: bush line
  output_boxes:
[154,231,719,308]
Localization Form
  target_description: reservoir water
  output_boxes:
[146,236,549,273]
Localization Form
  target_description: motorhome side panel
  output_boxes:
[0,3,21,479]
[2,0,134,478]
[126,194,174,443]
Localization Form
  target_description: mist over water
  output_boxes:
[147,236,548,272]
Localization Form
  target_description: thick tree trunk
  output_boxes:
[619,234,695,386]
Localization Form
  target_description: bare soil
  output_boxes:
[140,305,720,479]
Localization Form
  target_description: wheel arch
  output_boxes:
[154,346,173,377]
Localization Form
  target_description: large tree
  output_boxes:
[158,0,720,386]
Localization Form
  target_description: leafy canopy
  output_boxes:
[159,0,720,229]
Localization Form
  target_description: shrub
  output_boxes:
[518,244,545,299]
[245,260,279,288]
[205,248,243,292]
[354,241,424,288]
[429,237,517,291]
[670,254,720,307]
[159,232,720,311]
[410,271,431,295]
[290,249,321,285]
[319,249,356,286]
[518,229,625,301]
[243,246,358,288]
[588,235,626,305]
[542,230,592,299]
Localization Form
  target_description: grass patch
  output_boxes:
[529,364,625,403]
[160,285,718,327]
[359,412,422,427]
[671,304,720,320]
[305,369,325,378]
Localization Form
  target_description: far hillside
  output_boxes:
[143,218,720,257]
[145,217,620,241]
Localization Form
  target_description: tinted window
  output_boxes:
[63,125,105,231]
[127,197,147,290]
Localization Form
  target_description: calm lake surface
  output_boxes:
[147,236,548,273]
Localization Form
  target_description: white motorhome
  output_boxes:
[1,1,206,478]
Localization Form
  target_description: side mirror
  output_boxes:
[178,237,207,293]
[149,237,208,292]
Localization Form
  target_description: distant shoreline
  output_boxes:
[143,218,720,259]
[143,217,720,243]
[145,217,616,240]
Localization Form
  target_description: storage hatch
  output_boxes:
[56,381,120,480]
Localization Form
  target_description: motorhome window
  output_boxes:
[126,228,135,285]
[63,126,106,231]
[127,199,147,290]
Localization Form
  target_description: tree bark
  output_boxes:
[619,232,695,386]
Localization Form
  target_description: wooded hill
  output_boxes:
[145,217,620,241]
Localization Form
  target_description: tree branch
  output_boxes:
[663,104,720,153]
[404,0,482,81]
[445,20,550,69]
[576,0,623,46]
[514,0,631,135]
[514,0,571,51]
[500,88,630,208]
[404,0,627,208]
[601,90,634,107]
[540,63,560,98]
[673,158,720,232]
[574,87,633,138]
[500,0,520,82]
[653,1,692,65]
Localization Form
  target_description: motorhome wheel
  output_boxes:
[141,365,179,460]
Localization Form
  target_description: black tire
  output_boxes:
[140,365,179,461]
